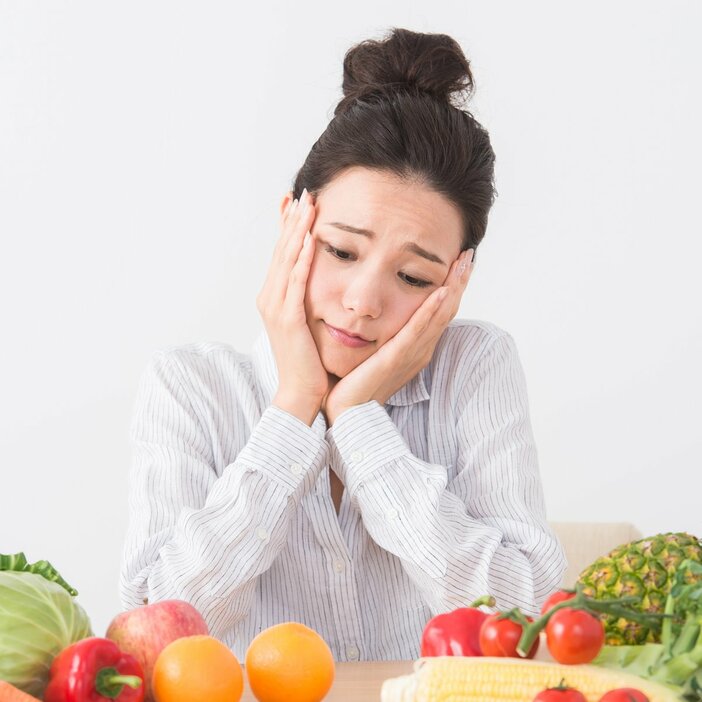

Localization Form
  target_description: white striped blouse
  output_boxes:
[119,318,567,662]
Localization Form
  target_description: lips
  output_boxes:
[328,325,371,341]
[324,322,373,348]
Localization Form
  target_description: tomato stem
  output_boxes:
[498,608,531,628]
[516,589,674,657]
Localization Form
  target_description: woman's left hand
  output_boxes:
[322,248,475,426]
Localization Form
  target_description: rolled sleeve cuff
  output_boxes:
[326,400,411,492]
[234,404,328,492]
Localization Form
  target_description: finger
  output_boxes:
[421,276,467,339]
[275,196,299,252]
[389,285,446,345]
[275,192,311,266]
[282,190,315,257]
[453,248,475,285]
[439,248,475,321]
[283,230,315,312]
[275,189,306,251]
[279,191,294,221]
[270,192,315,301]
[376,254,473,378]
[452,249,476,308]
[267,202,298,280]
[277,212,316,302]
[457,248,475,284]
[433,248,474,311]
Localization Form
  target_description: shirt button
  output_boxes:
[346,644,359,660]
[333,559,345,573]
[386,507,399,521]
[350,450,364,464]
[256,527,269,542]
[290,462,303,475]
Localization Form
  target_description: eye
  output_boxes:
[323,245,432,289]
[324,245,353,261]
[400,273,431,288]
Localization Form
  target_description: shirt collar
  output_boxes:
[251,327,431,408]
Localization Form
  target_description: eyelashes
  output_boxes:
[322,245,432,288]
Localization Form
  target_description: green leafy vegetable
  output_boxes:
[0,551,79,595]
[593,559,702,700]
[0,552,93,698]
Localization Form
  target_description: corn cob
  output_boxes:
[380,656,681,702]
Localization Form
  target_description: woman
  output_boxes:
[119,27,567,662]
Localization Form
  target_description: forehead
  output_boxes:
[316,167,463,253]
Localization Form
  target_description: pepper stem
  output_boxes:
[95,667,143,699]
[468,595,496,609]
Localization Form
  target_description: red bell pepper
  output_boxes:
[44,637,144,702]
[420,595,496,657]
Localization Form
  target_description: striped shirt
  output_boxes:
[119,318,567,662]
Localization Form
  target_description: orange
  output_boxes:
[245,622,335,702]
[152,634,244,702]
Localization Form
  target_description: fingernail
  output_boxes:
[438,287,449,301]
[300,188,309,215]
[468,248,475,263]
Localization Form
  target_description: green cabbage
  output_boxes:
[0,554,93,698]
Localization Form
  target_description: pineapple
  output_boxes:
[576,531,702,645]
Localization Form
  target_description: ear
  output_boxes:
[280,191,294,217]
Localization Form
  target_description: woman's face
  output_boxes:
[302,166,464,379]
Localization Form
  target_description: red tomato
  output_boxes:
[545,607,605,664]
[598,689,650,702]
[533,683,587,702]
[478,613,539,658]
[540,589,576,615]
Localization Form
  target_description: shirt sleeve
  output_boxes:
[326,333,567,618]
[119,350,329,638]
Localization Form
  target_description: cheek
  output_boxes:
[303,252,333,313]
[399,295,424,321]
[383,297,424,340]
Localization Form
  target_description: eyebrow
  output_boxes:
[324,222,446,266]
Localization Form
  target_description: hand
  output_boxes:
[256,188,327,424]
[321,248,476,425]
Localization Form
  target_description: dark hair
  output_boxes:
[291,27,497,260]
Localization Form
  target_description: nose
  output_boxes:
[341,271,382,319]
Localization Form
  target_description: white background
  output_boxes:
[1,2,700,638]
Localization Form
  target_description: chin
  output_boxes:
[315,320,374,377]
[322,356,350,379]
[321,349,361,379]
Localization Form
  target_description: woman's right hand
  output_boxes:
[256,187,328,425]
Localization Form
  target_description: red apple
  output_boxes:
[105,599,209,702]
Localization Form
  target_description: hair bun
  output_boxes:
[337,27,475,114]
